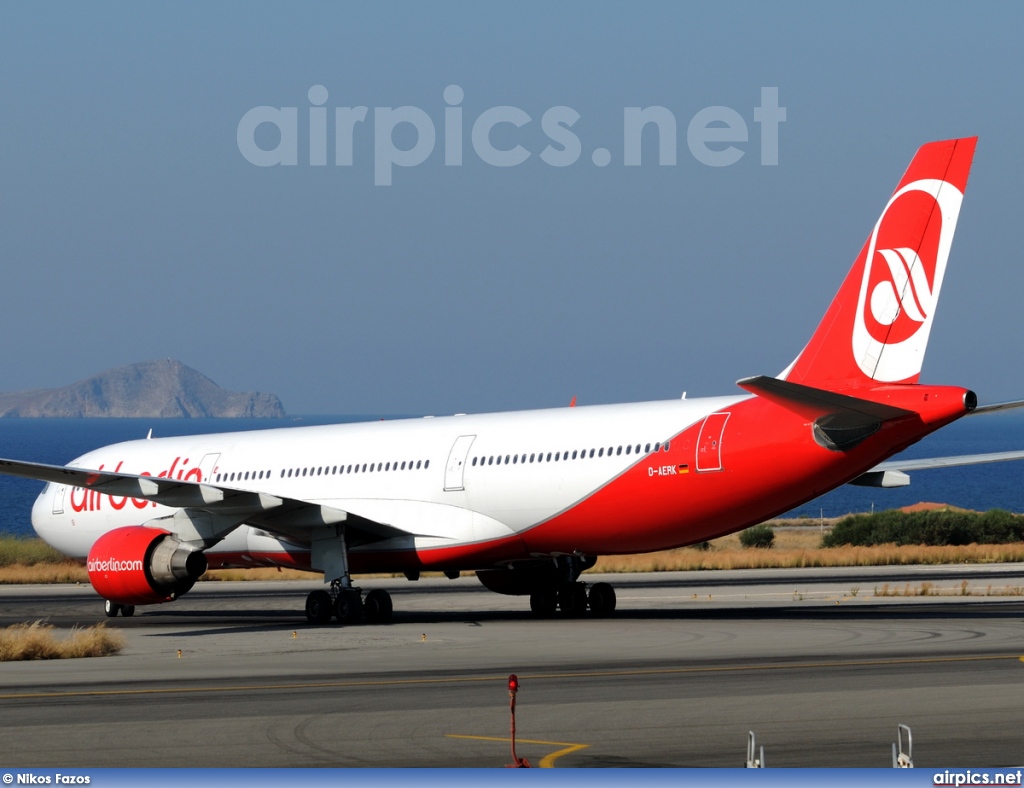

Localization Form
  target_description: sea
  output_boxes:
[1,411,1023,537]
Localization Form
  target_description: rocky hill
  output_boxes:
[0,360,286,418]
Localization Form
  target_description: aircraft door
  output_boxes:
[444,435,476,491]
[696,412,730,472]
[51,485,66,515]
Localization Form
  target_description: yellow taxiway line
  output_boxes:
[445,733,589,767]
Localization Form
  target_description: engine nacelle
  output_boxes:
[87,526,208,606]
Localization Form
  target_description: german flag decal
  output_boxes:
[678,465,689,474]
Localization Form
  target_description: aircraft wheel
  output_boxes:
[558,583,588,617]
[334,590,363,624]
[529,589,557,617]
[120,604,136,618]
[104,600,121,618]
[363,589,393,624]
[305,590,333,624]
[588,582,616,616]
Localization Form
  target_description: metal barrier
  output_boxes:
[893,723,913,768]
[745,731,765,768]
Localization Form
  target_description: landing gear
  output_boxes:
[305,589,333,624]
[304,525,395,625]
[334,588,363,624]
[529,588,557,617]
[520,556,618,618]
[587,582,616,616]
[103,599,135,617]
[558,583,589,617]
[363,589,394,624]
[303,586,393,625]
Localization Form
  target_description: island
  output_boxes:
[0,360,286,418]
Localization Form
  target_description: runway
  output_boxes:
[1,565,1024,768]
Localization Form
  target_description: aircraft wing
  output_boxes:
[0,456,414,545]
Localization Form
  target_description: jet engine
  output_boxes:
[86,526,208,605]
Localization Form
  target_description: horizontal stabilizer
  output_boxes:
[738,375,917,452]
[737,376,915,422]
[848,470,911,488]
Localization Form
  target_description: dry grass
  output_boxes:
[0,621,125,661]
[592,527,1024,573]
[0,563,90,584]
[874,580,1024,597]
[201,567,315,581]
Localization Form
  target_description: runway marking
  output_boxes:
[0,653,1017,701]
[445,734,589,767]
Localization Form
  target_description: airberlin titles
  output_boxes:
[70,456,201,512]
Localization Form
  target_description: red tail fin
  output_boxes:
[783,137,977,390]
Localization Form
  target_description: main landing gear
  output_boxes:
[305,527,394,625]
[477,555,618,618]
[304,585,394,625]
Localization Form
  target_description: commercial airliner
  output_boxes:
[1,137,1016,624]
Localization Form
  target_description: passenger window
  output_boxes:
[625,445,631,455]
[654,442,661,452]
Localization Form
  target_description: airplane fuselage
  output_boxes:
[32,385,971,574]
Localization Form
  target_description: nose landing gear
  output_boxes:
[103,599,136,617]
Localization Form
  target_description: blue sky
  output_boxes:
[1,2,1023,414]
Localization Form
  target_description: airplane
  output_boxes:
[0,136,1018,624]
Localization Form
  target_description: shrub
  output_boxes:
[739,524,775,549]
[823,508,1024,547]
[0,536,70,567]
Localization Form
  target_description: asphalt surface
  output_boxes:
[1,565,1024,768]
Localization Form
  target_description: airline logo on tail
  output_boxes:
[853,178,964,382]
[781,137,976,390]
